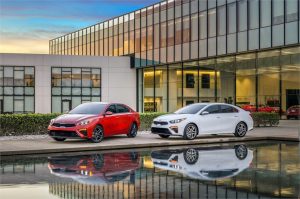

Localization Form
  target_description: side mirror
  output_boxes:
[201,111,209,116]
[105,111,113,116]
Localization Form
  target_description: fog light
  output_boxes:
[79,129,87,136]
[170,126,178,133]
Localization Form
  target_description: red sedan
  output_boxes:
[48,102,140,143]
[286,105,300,119]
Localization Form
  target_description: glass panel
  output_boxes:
[217,36,226,55]
[238,31,247,52]
[281,47,300,118]
[199,11,207,39]
[155,66,168,112]
[285,21,298,45]
[249,0,259,29]
[208,9,216,37]
[14,87,23,95]
[198,59,215,102]
[248,29,259,50]
[199,39,207,58]
[191,13,198,41]
[227,2,236,34]
[272,0,284,25]
[208,37,216,56]
[25,87,34,95]
[4,67,13,86]
[238,0,247,31]
[52,97,61,113]
[3,96,13,113]
[183,62,199,106]
[182,16,190,43]
[286,0,298,22]
[236,53,256,108]
[257,50,280,113]
[82,88,91,95]
[260,27,271,49]
[216,56,235,104]
[25,96,34,112]
[144,68,155,112]
[14,99,23,113]
[4,87,13,95]
[72,88,81,95]
[169,64,182,112]
[272,24,284,46]
[227,33,236,53]
[217,5,226,36]
[14,70,24,86]
[260,0,271,27]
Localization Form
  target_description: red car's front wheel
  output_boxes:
[91,125,104,143]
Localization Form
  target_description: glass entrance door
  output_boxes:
[62,100,71,113]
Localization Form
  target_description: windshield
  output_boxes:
[69,103,107,115]
[175,104,206,114]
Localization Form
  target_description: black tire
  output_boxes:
[287,116,291,120]
[234,122,247,137]
[92,154,104,170]
[90,125,104,143]
[234,145,248,160]
[183,148,199,165]
[183,123,198,140]
[52,137,66,142]
[159,134,170,138]
[127,123,138,138]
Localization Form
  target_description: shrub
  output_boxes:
[0,113,60,136]
[0,112,166,136]
[251,112,280,127]
[140,112,166,131]
[0,112,280,136]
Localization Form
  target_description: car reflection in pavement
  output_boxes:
[151,145,253,181]
[48,152,140,185]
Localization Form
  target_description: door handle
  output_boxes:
[216,116,221,119]
[234,116,238,118]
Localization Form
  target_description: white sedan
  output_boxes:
[151,103,253,140]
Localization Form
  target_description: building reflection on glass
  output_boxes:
[46,143,299,199]
[1,142,299,198]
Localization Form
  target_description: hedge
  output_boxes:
[251,112,280,127]
[0,112,279,136]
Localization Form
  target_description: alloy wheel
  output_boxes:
[127,123,137,138]
[91,125,104,143]
[236,122,247,137]
[184,124,198,140]
[184,148,199,164]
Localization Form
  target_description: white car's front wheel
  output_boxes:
[234,122,247,137]
[183,123,198,140]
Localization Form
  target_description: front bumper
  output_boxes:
[48,125,92,139]
[151,122,185,136]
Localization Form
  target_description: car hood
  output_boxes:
[154,114,191,121]
[54,114,99,123]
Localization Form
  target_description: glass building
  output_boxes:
[50,0,300,117]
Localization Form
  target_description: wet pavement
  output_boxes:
[0,141,299,199]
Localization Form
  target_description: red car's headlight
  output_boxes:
[49,119,55,126]
[77,120,91,126]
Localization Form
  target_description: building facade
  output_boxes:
[0,54,135,113]
[50,0,300,117]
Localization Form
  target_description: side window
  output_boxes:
[220,105,239,113]
[106,105,117,114]
[116,104,130,113]
[221,105,238,113]
[204,105,220,114]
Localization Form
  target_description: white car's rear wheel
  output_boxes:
[234,122,247,137]
[183,123,198,140]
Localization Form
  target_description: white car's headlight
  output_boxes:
[77,119,90,126]
[169,118,186,124]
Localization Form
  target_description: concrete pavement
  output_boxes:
[0,120,299,156]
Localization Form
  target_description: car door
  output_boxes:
[101,104,120,135]
[219,105,239,133]
[198,105,223,134]
[116,104,131,134]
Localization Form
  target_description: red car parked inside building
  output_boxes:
[286,105,300,119]
[48,102,140,143]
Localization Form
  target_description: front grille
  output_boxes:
[52,123,76,128]
[49,130,79,138]
[153,121,168,125]
[151,127,171,135]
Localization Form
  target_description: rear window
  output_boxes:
[220,105,238,113]
[116,104,130,113]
